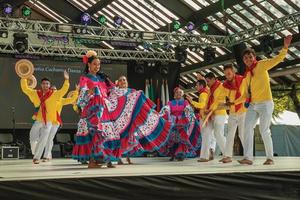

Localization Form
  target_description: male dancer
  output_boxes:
[187,80,214,160]
[237,35,292,165]
[187,80,208,122]
[21,71,69,164]
[197,73,226,162]
[195,73,217,159]
[220,64,246,163]
[43,85,78,161]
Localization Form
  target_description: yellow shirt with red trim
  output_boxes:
[222,81,247,114]
[191,88,209,118]
[20,79,70,123]
[53,90,79,125]
[208,83,226,116]
[239,48,288,104]
[20,79,40,108]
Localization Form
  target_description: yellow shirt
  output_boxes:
[222,80,247,115]
[20,79,70,123]
[242,48,288,103]
[20,79,40,108]
[191,89,208,118]
[208,83,226,116]
[53,91,79,125]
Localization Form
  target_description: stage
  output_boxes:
[0,157,300,200]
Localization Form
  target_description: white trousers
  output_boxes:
[210,134,216,152]
[224,112,246,157]
[243,100,274,160]
[200,115,226,159]
[29,121,52,160]
[44,124,60,159]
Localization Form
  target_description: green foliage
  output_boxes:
[272,83,300,117]
[273,96,289,117]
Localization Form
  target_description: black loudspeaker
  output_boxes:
[134,64,145,74]
[232,42,247,75]
[175,46,187,63]
[13,32,28,53]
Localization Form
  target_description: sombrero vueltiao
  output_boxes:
[15,59,34,78]
[27,75,37,89]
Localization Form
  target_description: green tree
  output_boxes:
[272,83,300,118]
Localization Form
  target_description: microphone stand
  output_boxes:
[11,107,16,143]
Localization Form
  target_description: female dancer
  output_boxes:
[160,88,201,161]
[106,75,172,164]
[72,50,119,168]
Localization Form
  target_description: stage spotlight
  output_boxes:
[186,22,195,32]
[82,28,87,34]
[98,15,107,25]
[201,23,209,33]
[172,20,181,32]
[146,62,155,67]
[81,13,91,25]
[203,47,216,64]
[175,46,187,63]
[113,15,123,26]
[190,46,202,52]
[259,35,275,55]
[129,32,140,39]
[0,30,8,38]
[74,27,89,34]
[129,32,135,38]
[134,32,140,39]
[3,4,13,16]
[13,32,28,53]
[75,27,81,34]
[22,6,32,17]
[189,47,196,52]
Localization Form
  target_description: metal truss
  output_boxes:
[0,17,226,47]
[225,11,300,46]
[0,12,299,61]
[0,42,176,61]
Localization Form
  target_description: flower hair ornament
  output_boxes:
[82,50,97,64]
[173,87,181,93]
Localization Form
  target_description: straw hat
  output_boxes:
[27,75,37,89]
[15,59,34,78]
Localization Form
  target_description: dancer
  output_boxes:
[20,71,70,164]
[113,76,133,165]
[187,79,215,159]
[187,80,209,118]
[42,85,79,162]
[72,51,171,168]
[194,74,217,159]
[198,73,226,162]
[220,64,246,163]
[160,87,200,161]
[107,75,171,164]
[237,35,292,165]
[72,50,119,168]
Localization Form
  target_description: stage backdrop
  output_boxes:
[127,61,181,99]
[0,57,126,129]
